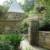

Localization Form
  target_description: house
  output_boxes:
[0,0,25,34]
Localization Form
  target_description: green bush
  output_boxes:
[9,34,21,44]
[9,34,22,50]
[0,43,11,50]
[0,34,22,50]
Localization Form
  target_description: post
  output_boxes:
[28,21,32,42]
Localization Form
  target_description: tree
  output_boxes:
[0,5,7,18]
[22,0,34,13]
[20,0,49,46]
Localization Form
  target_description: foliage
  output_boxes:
[9,34,22,45]
[20,22,28,33]
[22,0,34,13]
[9,34,22,50]
[0,5,7,18]
[39,0,50,30]
[0,34,22,50]
[0,43,12,50]
[3,34,22,45]
[22,0,50,29]
[19,0,34,33]
[39,22,50,31]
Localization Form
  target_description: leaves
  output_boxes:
[0,5,7,18]
[23,0,34,13]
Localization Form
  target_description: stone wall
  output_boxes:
[0,20,20,34]
[39,31,50,49]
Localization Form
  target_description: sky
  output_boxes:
[0,0,24,5]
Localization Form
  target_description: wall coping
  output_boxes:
[39,31,50,33]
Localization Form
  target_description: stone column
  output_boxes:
[28,21,32,42]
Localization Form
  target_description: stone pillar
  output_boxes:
[28,21,31,41]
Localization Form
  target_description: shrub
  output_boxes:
[9,34,22,50]
[0,34,22,50]
[0,43,11,50]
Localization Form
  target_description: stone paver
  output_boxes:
[20,39,47,50]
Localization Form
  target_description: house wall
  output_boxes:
[0,12,25,33]
[0,12,25,34]
[0,20,19,34]
[8,12,16,20]
[7,12,24,20]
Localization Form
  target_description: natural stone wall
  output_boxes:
[39,31,50,49]
[0,20,20,34]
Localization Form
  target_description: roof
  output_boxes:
[8,1,24,13]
